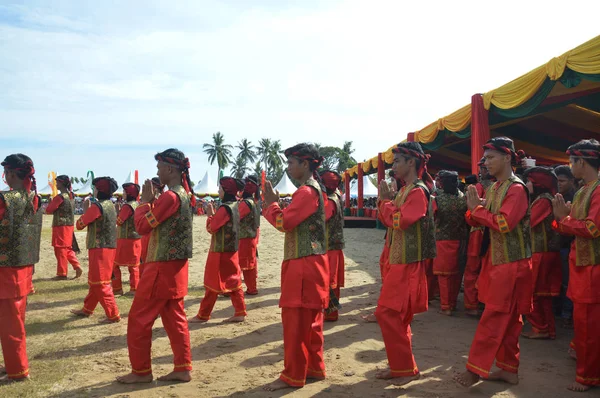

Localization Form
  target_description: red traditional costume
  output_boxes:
[376,178,435,378]
[75,179,120,322]
[139,178,164,277]
[264,178,329,387]
[45,187,81,278]
[524,168,561,339]
[464,177,532,378]
[554,179,600,386]
[0,177,42,380]
[238,184,261,295]
[195,193,247,321]
[113,184,142,294]
[127,184,193,376]
[432,185,468,312]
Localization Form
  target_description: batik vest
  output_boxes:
[388,180,436,265]
[146,185,193,262]
[484,176,531,265]
[86,199,117,249]
[326,192,345,251]
[239,199,260,239]
[52,192,75,227]
[531,193,560,253]
[435,191,468,241]
[571,180,600,266]
[283,178,327,260]
[211,201,240,253]
[0,190,42,267]
[117,201,141,239]
[470,180,493,234]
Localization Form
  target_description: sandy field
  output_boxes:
[0,215,586,398]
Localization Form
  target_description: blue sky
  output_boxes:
[1,0,599,188]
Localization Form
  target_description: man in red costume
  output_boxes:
[117,148,194,384]
[190,176,247,323]
[320,170,345,322]
[45,174,82,280]
[521,167,561,340]
[432,170,467,316]
[375,142,435,386]
[262,143,329,391]
[71,177,121,323]
[0,154,42,383]
[139,177,164,277]
[552,139,600,392]
[113,183,142,295]
[455,137,532,387]
[464,158,494,315]
[239,175,261,295]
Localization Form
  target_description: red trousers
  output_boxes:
[82,283,121,321]
[466,297,523,377]
[573,302,600,386]
[112,266,139,292]
[528,296,557,338]
[197,288,246,320]
[54,247,81,277]
[127,297,192,375]
[463,255,481,310]
[425,259,438,301]
[0,296,29,379]
[375,305,418,377]
[437,274,461,311]
[280,307,325,387]
[242,268,258,295]
[324,287,340,322]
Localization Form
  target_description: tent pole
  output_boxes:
[344,171,351,216]
[357,163,364,217]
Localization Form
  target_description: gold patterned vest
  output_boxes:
[146,185,193,262]
[283,178,326,260]
[117,201,141,239]
[86,199,117,249]
[211,201,240,253]
[52,192,75,227]
[326,192,345,251]
[0,190,43,267]
[388,180,436,264]
[571,180,600,266]
[435,191,468,241]
[531,193,560,253]
[239,199,260,239]
[470,180,493,234]
[484,176,531,265]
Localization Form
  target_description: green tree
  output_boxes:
[337,141,357,173]
[253,161,263,179]
[236,139,257,166]
[203,131,233,181]
[257,138,284,182]
[231,156,248,179]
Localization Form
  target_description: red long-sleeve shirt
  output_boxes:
[378,187,428,230]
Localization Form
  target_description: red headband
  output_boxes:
[221,178,239,195]
[392,146,431,178]
[243,181,258,195]
[5,161,36,193]
[123,184,140,198]
[320,171,341,191]
[527,172,557,195]
[156,155,190,170]
[566,148,600,159]
[483,143,525,166]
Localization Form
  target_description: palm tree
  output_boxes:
[203,131,233,181]
[237,139,257,165]
[257,138,272,172]
[337,141,357,173]
[230,156,248,179]
[266,140,284,174]
[253,161,263,179]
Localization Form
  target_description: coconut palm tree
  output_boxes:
[203,131,233,181]
[257,138,272,172]
[236,139,257,166]
[230,156,248,179]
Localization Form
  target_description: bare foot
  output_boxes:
[113,289,124,296]
[157,370,191,382]
[263,379,297,391]
[116,372,153,384]
[568,381,591,392]
[454,370,480,387]
[521,331,550,340]
[389,373,420,386]
[223,315,246,323]
[361,313,377,323]
[245,291,259,296]
[487,370,519,385]
[438,309,452,316]
[99,317,120,324]
[465,309,479,317]
[124,291,135,297]
[70,309,91,317]
[73,268,83,279]
[568,347,577,360]
[188,316,208,324]
[0,375,30,384]
[375,368,394,379]
[52,275,68,281]
[0,366,5,375]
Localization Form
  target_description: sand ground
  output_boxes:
[0,215,585,398]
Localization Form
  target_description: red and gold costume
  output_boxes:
[554,179,600,386]
[264,178,329,387]
[45,192,81,277]
[432,191,468,312]
[113,199,142,293]
[324,190,345,321]
[195,201,247,320]
[376,179,435,378]
[238,198,260,295]
[127,185,193,376]
[75,199,120,321]
[464,177,532,378]
[0,189,41,380]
